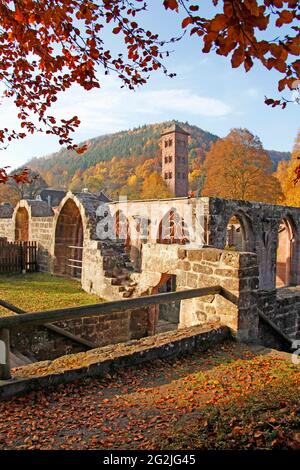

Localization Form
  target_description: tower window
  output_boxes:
[169,139,172,146]
[164,173,168,179]
[164,156,168,164]
[169,172,172,179]
[169,155,172,163]
[165,140,168,148]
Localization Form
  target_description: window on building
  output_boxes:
[164,156,168,164]
[164,173,168,179]
[169,172,172,179]
[169,155,172,163]
[165,140,168,148]
[169,139,172,146]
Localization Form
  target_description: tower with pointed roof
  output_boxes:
[161,123,189,197]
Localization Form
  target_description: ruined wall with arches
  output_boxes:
[1,194,300,341]
[205,197,300,290]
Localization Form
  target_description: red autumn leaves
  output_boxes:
[164,0,299,109]
[0,1,298,183]
[0,0,171,157]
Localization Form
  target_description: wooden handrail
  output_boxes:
[0,286,223,380]
[0,300,96,349]
[0,286,222,330]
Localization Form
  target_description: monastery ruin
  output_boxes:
[0,125,299,364]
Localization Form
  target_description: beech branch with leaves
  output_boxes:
[0,0,299,184]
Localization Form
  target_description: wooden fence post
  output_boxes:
[0,328,11,380]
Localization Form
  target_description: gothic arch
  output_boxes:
[225,211,255,252]
[54,199,84,278]
[15,207,29,242]
[276,217,298,288]
[113,210,131,248]
[157,208,190,245]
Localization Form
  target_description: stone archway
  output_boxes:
[15,207,29,242]
[225,212,254,252]
[276,218,297,288]
[113,210,143,271]
[54,199,83,279]
[157,209,190,245]
[149,273,179,334]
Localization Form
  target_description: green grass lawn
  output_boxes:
[0,273,101,315]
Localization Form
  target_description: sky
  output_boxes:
[1,1,299,171]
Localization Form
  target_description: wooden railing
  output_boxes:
[0,286,223,380]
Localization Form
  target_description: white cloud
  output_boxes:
[49,76,231,130]
[0,75,231,168]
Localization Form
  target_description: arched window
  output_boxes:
[113,210,131,250]
[276,218,297,288]
[225,213,254,252]
[157,209,189,245]
[54,199,83,279]
[15,207,29,242]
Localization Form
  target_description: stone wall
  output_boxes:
[177,248,259,342]
[56,307,150,348]
[2,324,230,400]
[0,218,13,240]
[258,288,300,340]
[206,197,300,290]
[11,325,89,362]
[135,244,259,342]
[30,217,54,272]
[10,307,150,362]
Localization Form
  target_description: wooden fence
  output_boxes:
[0,238,37,274]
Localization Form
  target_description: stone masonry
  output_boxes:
[1,192,300,348]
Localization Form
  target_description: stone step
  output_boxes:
[104,271,116,278]
[111,278,123,286]
[10,350,34,368]
[125,263,134,271]
[122,290,134,298]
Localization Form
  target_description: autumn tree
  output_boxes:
[275,130,300,206]
[6,168,48,201]
[0,183,19,205]
[0,1,299,184]
[202,128,283,203]
[141,172,172,199]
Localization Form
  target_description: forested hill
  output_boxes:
[26,120,290,196]
[28,121,218,184]
[268,150,291,170]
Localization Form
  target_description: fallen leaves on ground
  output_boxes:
[0,341,299,450]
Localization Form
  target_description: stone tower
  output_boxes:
[161,124,189,197]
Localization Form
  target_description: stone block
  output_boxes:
[192,264,213,275]
[187,250,203,262]
[201,249,222,263]
[186,272,198,288]
[177,248,187,260]
[220,252,240,268]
